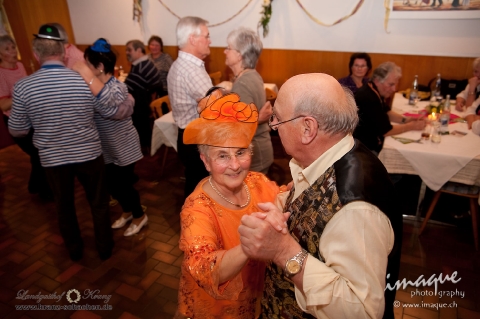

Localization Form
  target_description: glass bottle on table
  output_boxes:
[409,75,419,106]
[439,94,450,134]
[433,73,442,102]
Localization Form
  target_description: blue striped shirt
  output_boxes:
[94,77,143,166]
[8,61,119,167]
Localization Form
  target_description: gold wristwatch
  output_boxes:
[284,249,308,278]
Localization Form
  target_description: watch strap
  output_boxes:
[285,249,308,277]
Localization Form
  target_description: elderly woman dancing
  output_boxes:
[224,27,273,174]
[73,38,147,237]
[175,88,287,319]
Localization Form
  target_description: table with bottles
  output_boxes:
[378,93,480,212]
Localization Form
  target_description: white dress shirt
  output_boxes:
[289,135,395,319]
[167,51,213,129]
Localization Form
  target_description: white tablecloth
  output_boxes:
[150,112,178,156]
[379,93,480,191]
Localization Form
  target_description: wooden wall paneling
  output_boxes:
[4,0,76,74]
[77,43,476,95]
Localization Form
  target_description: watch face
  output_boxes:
[286,260,301,275]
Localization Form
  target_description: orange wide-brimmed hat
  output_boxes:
[183,88,258,148]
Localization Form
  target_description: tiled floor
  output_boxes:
[0,136,479,319]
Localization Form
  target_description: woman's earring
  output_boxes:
[100,69,103,73]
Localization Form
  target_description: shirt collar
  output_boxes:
[178,50,205,67]
[132,55,149,66]
[289,135,355,199]
[40,60,66,69]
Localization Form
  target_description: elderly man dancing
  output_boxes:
[239,73,402,319]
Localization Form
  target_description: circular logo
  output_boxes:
[393,300,401,308]
[66,289,81,303]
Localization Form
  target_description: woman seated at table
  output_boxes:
[353,62,426,155]
[175,89,287,319]
[73,38,147,236]
[224,27,273,174]
[148,35,173,98]
[338,52,372,94]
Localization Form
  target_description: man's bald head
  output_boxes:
[278,73,358,136]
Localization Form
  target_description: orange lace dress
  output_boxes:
[176,172,280,319]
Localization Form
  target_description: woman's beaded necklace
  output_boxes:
[208,176,250,208]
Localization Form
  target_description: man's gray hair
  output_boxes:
[227,27,262,69]
[49,23,69,44]
[293,86,359,136]
[473,57,480,70]
[176,16,208,49]
[32,38,65,62]
[371,62,402,83]
[126,40,146,54]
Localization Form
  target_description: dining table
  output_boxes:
[378,93,480,214]
[150,83,279,157]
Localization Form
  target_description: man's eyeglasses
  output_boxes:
[211,149,252,166]
[268,112,306,131]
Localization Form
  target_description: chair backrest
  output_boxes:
[150,95,171,119]
[209,71,222,85]
[428,77,468,98]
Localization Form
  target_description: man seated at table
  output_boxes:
[124,39,161,149]
[353,61,426,155]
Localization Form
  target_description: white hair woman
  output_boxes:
[175,88,288,319]
[224,27,273,174]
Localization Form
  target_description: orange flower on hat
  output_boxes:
[184,90,259,148]
[199,93,258,123]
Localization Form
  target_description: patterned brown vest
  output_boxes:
[261,166,341,319]
[260,140,401,319]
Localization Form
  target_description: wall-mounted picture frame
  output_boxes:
[390,0,480,19]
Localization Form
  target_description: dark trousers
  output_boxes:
[106,162,144,218]
[44,155,113,256]
[3,115,51,197]
[132,111,152,148]
[177,128,209,198]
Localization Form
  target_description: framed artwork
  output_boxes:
[390,0,480,19]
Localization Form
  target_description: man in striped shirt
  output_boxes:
[167,16,213,198]
[8,24,133,261]
[124,40,161,149]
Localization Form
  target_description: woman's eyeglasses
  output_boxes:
[212,149,252,166]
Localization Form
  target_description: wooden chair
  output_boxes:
[418,182,479,250]
[209,71,222,85]
[150,95,171,119]
[265,87,277,105]
[150,95,172,176]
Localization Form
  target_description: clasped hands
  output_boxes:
[239,202,301,266]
